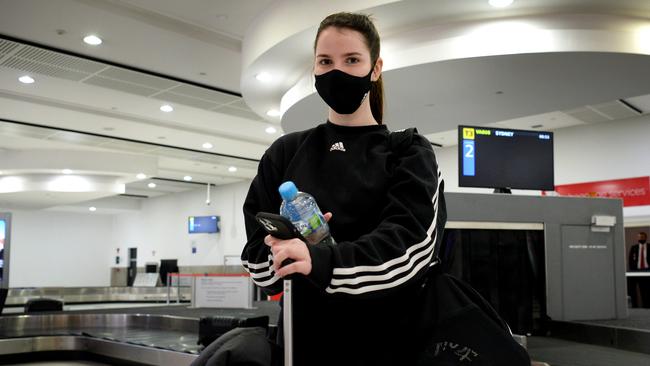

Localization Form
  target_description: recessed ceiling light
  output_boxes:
[531,124,544,129]
[19,75,35,84]
[83,35,103,45]
[215,14,228,21]
[136,173,146,179]
[62,169,73,174]
[184,175,193,181]
[202,142,213,149]
[266,109,281,117]
[488,0,514,8]
[89,207,97,212]
[265,126,277,134]
[228,166,237,173]
[256,72,272,83]
[160,104,174,112]
[148,182,156,188]
[0,171,3,175]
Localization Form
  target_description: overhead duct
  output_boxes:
[565,99,643,125]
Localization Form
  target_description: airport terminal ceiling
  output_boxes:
[0,0,650,209]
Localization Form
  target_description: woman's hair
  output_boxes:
[314,12,384,124]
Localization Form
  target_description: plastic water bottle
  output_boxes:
[279,181,334,245]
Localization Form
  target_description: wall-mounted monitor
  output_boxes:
[188,216,220,234]
[458,125,554,191]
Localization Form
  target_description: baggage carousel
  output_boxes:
[3,295,650,365]
[0,302,281,365]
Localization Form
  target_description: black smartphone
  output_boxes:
[255,212,305,242]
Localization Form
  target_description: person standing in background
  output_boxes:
[629,232,650,307]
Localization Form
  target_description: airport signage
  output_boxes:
[551,176,650,207]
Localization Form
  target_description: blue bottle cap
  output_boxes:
[279,181,299,201]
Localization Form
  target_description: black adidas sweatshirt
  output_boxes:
[241,121,446,365]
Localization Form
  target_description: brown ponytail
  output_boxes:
[370,75,384,124]
[315,12,385,124]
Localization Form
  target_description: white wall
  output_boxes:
[6,210,113,287]
[4,115,650,287]
[111,181,251,268]
[434,113,650,222]
[3,180,252,287]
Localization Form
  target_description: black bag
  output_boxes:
[24,298,64,313]
[191,326,277,366]
[198,315,270,347]
[415,269,531,366]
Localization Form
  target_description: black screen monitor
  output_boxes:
[458,125,554,191]
[145,263,158,273]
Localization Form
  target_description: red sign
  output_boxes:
[550,176,650,207]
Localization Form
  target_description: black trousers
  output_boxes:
[628,275,650,308]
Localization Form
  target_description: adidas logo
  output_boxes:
[329,142,346,152]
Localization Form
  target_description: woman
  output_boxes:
[242,12,446,365]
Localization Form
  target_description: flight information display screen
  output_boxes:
[458,125,554,191]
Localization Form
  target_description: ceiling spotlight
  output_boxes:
[266,109,281,117]
[83,35,103,45]
[265,126,277,134]
[202,142,213,149]
[19,75,35,84]
[62,169,73,174]
[183,175,193,181]
[228,166,237,173]
[136,173,146,179]
[148,182,156,188]
[89,207,97,212]
[488,0,514,8]
[160,104,174,112]
[256,72,272,83]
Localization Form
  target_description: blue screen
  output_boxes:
[188,216,220,234]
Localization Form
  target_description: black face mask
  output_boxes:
[640,239,648,244]
[315,68,373,115]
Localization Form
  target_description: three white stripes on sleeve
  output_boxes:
[243,172,442,296]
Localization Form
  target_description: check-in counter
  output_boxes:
[445,193,627,324]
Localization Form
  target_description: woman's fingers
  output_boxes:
[264,235,283,247]
[270,240,312,276]
[324,212,333,222]
[276,261,310,277]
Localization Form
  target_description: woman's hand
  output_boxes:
[265,236,311,277]
[265,212,333,278]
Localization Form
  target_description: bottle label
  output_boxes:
[308,214,322,230]
[294,221,312,236]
